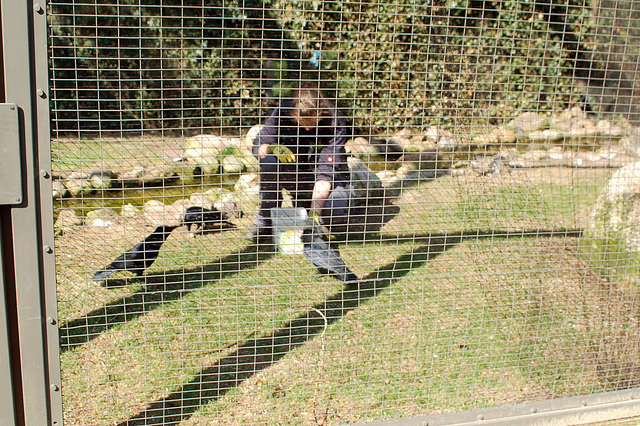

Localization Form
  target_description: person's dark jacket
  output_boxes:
[252,100,352,183]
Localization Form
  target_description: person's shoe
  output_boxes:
[246,225,273,244]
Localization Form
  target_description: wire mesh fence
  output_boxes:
[47,0,640,425]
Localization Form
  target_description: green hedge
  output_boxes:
[276,0,594,132]
[49,0,300,134]
[49,0,593,135]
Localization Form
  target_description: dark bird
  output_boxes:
[183,206,234,237]
[302,223,358,283]
[92,225,178,281]
[579,94,594,114]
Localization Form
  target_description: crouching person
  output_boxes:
[247,84,354,243]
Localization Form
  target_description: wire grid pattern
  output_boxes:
[48,1,640,425]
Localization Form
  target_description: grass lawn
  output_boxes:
[54,165,640,425]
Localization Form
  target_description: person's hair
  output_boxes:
[291,84,332,121]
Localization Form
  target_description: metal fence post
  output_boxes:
[1,0,62,425]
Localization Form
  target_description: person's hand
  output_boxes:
[269,145,295,163]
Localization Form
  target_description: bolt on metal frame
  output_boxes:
[1,0,62,425]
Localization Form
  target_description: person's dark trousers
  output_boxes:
[253,155,353,233]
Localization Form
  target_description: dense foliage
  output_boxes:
[49,0,297,134]
[578,0,640,123]
[48,0,594,135]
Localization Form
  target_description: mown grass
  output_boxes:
[51,138,169,172]
[55,167,637,426]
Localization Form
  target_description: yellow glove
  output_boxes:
[269,145,295,163]
[308,210,331,238]
[308,210,323,226]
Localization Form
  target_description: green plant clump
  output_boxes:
[48,0,593,135]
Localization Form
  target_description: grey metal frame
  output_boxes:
[353,388,640,425]
[1,0,640,425]
[1,0,62,425]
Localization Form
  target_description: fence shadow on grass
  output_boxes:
[118,229,582,426]
[59,243,276,351]
[60,228,582,354]
[57,227,456,352]
[117,234,459,425]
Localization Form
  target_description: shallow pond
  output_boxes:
[56,175,239,218]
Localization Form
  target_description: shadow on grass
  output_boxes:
[117,229,581,426]
[59,244,276,351]
[60,229,583,354]
[59,157,446,352]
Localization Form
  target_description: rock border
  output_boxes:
[53,106,640,231]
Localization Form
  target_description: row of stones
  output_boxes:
[53,107,640,201]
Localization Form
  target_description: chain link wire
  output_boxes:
[48,1,640,424]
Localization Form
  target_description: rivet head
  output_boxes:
[47,317,56,325]
[37,89,47,99]
[40,170,50,179]
[43,245,53,254]
[50,384,60,392]
[34,4,44,14]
